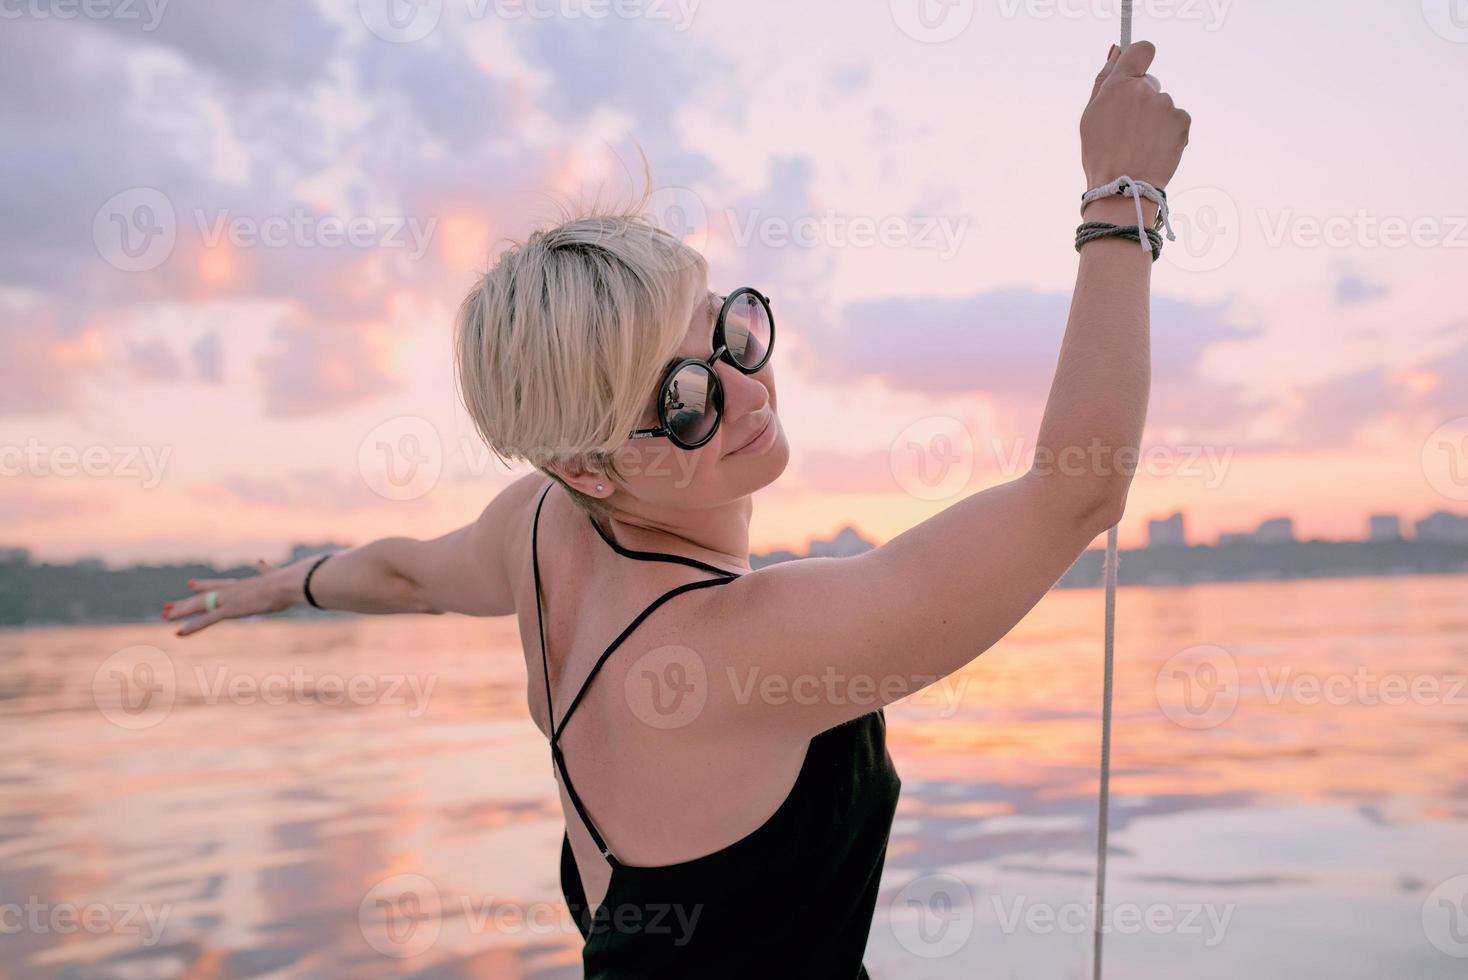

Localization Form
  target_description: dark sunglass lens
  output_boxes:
[663,362,719,445]
[723,292,771,369]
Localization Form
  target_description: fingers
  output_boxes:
[1090,43,1122,103]
[175,609,226,637]
[1141,73,1161,93]
[162,590,214,622]
[163,590,227,635]
[163,583,233,622]
[1114,39,1156,78]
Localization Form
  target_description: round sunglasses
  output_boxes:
[629,287,775,450]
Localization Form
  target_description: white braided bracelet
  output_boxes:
[1080,175,1177,253]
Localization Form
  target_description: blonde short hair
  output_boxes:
[454,196,707,518]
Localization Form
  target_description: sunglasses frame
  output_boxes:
[628,287,775,450]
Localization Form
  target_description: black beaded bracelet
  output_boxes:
[1075,221,1164,262]
[303,553,332,609]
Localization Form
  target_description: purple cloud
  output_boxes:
[255,317,398,418]
[802,288,1258,432]
[1336,271,1389,306]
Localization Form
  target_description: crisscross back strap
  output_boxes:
[530,480,741,864]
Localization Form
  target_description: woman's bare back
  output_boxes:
[511,480,808,909]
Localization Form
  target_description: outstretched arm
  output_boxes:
[161,473,541,636]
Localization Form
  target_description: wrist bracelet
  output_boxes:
[303,554,332,609]
[1076,221,1164,262]
[1080,176,1176,254]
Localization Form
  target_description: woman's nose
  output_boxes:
[718,361,770,418]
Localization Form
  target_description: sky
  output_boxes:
[2,0,1467,565]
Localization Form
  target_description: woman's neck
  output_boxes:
[595,497,754,575]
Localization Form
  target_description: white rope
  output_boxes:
[1093,13,1131,979]
[1081,175,1177,254]
[1092,526,1119,979]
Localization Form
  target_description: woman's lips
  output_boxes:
[725,415,773,456]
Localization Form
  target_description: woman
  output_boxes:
[162,41,1188,978]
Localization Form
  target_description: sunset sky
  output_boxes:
[3,0,1466,566]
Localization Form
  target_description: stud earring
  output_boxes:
[596,484,604,492]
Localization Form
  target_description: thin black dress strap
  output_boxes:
[551,575,734,744]
[530,479,740,865]
[531,481,557,739]
[588,511,745,578]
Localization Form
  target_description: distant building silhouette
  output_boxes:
[1368,514,1402,542]
[1219,517,1296,546]
[1415,511,1468,544]
[750,549,800,570]
[1255,518,1295,544]
[808,527,875,559]
[751,526,876,568]
[288,542,353,563]
[1147,512,1187,549]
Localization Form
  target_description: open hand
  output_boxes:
[160,559,293,637]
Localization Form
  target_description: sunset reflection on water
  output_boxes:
[2,574,1465,978]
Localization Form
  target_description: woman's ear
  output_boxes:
[545,461,609,499]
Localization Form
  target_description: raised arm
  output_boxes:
[709,41,1189,736]
[162,473,541,636]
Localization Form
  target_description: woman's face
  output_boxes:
[613,287,788,508]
